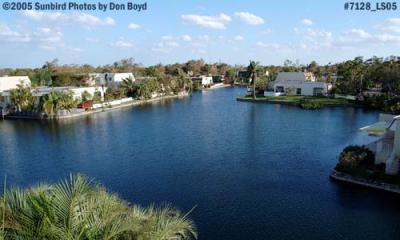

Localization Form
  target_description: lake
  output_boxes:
[0,87,399,239]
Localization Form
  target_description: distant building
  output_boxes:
[88,73,135,86]
[212,75,224,84]
[237,70,250,83]
[191,76,213,86]
[360,114,400,175]
[264,72,332,96]
[363,84,383,97]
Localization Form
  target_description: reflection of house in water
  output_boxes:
[360,114,400,174]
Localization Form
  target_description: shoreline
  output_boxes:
[5,93,189,121]
[330,170,400,194]
[203,84,232,91]
[236,96,360,108]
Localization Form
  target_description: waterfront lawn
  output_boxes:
[237,95,351,107]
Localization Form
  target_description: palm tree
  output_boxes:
[0,174,197,240]
[10,82,33,112]
[120,77,137,97]
[42,91,77,118]
[42,91,59,117]
[247,61,259,99]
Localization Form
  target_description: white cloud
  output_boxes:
[199,35,210,42]
[0,22,31,42]
[234,12,264,25]
[234,35,244,41]
[181,13,231,29]
[161,35,173,40]
[128,23,141,29]
[85,37,101,43]
[305,28,332,39]
[348,29,371,39]
[261,28,272,35]
[21,11,115,28]
[152,36,181,53]
[165,41,179,47]
[182,34,192,41]
[380,18,400,33]
[113,39,134,48]
[301,19,313,26]
[256,41,281,49]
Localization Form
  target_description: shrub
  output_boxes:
[336,145,375,172]
[298,99,322,109]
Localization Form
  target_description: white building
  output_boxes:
[191,76,213,86]
[264,72,332,96]
[88,73,135,86]
[0,76,31,92]
[360,114,400,175]
[0,76,31,110]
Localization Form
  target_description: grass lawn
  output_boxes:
[237,95,351,106]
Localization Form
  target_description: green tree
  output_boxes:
[10,82,34,112]
[41,91,76,118]
[120,77,137,97]
[81,90,92,102]
[0,174,197,240]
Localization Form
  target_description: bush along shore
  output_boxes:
[330,145,400,194]
[0,174,197,239]
[237,95,353,109]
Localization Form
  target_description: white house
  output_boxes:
[0,76,31,110]
[0,76,31,92]
[88,73,135,86]
[191,76,213,86]
[360,114,400,175]
[264,72,332,96]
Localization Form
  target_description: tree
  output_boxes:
[0,174,197,239]
[120,77,137,97]
[136,79,161,99]
[10,82,34,112]
[41,91,77,118]
[81,90,92,102]
[247,61,259,99]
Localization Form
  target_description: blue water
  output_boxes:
[0,87,399,239]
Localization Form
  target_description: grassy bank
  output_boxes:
[237,95,352,109]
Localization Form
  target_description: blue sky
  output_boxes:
[1,0,400,67]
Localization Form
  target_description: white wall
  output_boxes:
[0,76,31,92]
[89,73,135,86]
[273,80,331,96]
[395,119,400,157]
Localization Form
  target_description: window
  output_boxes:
[275,86,284,93]
[296,88,301,95]
[313,88,324,96]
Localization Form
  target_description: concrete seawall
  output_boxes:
[5,93,189,121]
[330,170,400,194]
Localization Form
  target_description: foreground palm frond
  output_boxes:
[0,174,197,240]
